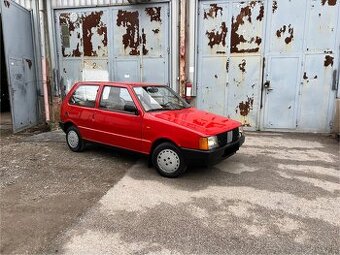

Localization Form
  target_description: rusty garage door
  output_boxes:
[1,0,39,132]
[197,0,339,132]
[55,3,169,94]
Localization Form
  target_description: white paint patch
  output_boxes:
[245,224,267,237]
[274,217,300,233]
[216,161,258,174]
[277,172,340,193]
[278,164,340,178]
[186,204,209,219]
[227,201,254,218]
[294,231,309,244]
[244,147,336,163]
[245,136,324,149]
[63,230,180,255]
[99,162,340,227]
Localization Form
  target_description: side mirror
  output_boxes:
[124,104,139,115]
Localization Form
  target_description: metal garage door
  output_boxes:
[197,0,339,132]
[1,0,39,132]
[56,3,170,94]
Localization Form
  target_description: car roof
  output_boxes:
[76,81,165,87]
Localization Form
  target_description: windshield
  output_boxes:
[133,86,190,112]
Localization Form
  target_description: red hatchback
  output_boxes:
[60,82,245,177]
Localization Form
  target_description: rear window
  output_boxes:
[69,85,99,108]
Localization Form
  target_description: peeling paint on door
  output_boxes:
[116,10,140,56]
[230,1,264,53]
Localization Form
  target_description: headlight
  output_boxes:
[199,136,219,150]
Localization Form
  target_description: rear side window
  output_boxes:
[99,86,135,113]
[69,85,99,107]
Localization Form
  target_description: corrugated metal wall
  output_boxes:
[12,0,31,9]
[51,0,129,8]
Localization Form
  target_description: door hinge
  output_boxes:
[296,120,298,127]
[167,47,170,54]
[329,121,333,129]
[167,9,170,17]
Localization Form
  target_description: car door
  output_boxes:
[67,84,100,140]
[94,85,143,152]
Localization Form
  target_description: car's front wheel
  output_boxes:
[66,126,85,152]
[152,142,187,178]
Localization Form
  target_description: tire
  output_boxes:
[152,142,187,178]
[66,126,85,152]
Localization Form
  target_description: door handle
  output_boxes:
[264,80,271,89]
[332,69,338,91]
[264,81,273,92]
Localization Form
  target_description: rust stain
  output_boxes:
[59,13,76,32]
[238,96,254,116]
[230,1,263,53]
[204,4,223,19]
[285,25,294,44]
[82,11,107,57]
[303,72,309,80]
[117,10,140,56]
[145,7,161,22]
[59,13,82,57]
[206,22,227,48]
[257,6,264,21]
[272,0,278,13]
[276,24,294,44]
[255,36,262,45]
[72,43,81,57]
[141,28,149,56]
[238,59,246,73]
[152,28,160,34]
[4,0,10,8]
[303,73,318,83]
[276,25,286,37]
[321,0,337,6]
[25,59,32,69]
[324,55,334,67]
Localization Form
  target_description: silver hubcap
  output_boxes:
[157,149,180,173]
[67,130,79,149]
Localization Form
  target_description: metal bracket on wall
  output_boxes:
[260,57,265,109]
[332,69,338,91]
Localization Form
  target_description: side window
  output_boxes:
[99,86,136,113]
[69,85,99,108]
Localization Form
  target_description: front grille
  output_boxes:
[217,127,239,147]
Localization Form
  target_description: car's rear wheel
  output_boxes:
[152,142,187,178]
[66,126,85,152]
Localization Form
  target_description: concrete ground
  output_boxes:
[1,130,339,254]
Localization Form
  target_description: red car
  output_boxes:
[60,82,245,177]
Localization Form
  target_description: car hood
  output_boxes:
[150,107,241,136]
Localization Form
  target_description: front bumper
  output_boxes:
[181,134,245,166]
